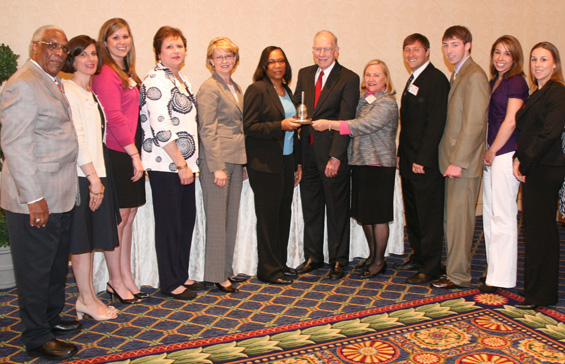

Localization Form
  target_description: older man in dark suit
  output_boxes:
[1,25,80,360]
[396,33,449,284]
[293,30,360,279]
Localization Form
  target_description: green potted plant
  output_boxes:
[0,43,18,289]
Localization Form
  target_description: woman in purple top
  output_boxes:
[92,18,146,303]
[480,35,529,293]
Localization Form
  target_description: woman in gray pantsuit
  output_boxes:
[197,37,247,293]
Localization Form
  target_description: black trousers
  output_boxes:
[300,145,350,265]
[522,164,565,306]
[248,155,295,281]
[401,175,445,277]
[148,171,196,293]
[6,210,72,350]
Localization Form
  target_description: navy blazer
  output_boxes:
[243,78,300,173]
[515,80,565,175]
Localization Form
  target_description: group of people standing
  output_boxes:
[394,26,565,316]
[1,20,564,361]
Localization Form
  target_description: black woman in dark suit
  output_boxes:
[243,46,302,284]
[513,42,565,309]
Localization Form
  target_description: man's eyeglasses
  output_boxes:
[38,41,70,55]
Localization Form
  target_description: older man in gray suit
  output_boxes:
[1,25,80,360]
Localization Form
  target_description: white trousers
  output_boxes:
[482,151,520,288]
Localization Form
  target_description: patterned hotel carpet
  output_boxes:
[1,215,565,363]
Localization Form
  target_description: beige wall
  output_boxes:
[2,0,565,94]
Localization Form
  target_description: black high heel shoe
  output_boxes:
[215,283,239,293]
[133,292,149,299]
[358,262,387,278]
[106,283,139,304]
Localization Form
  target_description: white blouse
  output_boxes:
[63,79,107,177]
[140,62,199,173]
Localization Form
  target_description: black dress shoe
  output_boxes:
[515,302,539,310]
[478,283,498,293]
[329,262,346,279]
[283,267,298,277]
[358,262,387,278]
[265,276,293,284]
[27,338,78,360]
[52,320,82,334]
[215,283,239,293]
[406,272,434,284]
[296,258,324,274]
[162,288,197,300]
[393,261,421,271]
[228,276,248,283]
[184,281,206,291]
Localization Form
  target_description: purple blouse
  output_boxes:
[487,73,529,156]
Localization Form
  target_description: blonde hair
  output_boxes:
[97,18,141,88]
[360,59,396,95]
[206,37,239,73]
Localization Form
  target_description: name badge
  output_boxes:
[128,77,137,89]
[366,95,376,104]
[408,84,419,96]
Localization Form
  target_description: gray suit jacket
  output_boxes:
[196,72,246,173]
[0,60,78,213]
[438,57,489,178]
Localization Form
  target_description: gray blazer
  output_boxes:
[0,60,78,213]
[196,72,246,173]
[347,91,398,167]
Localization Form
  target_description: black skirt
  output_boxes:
[107,148,146,208]
[69,177,120,254]
[351,166,395,224]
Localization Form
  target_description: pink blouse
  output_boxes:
[92,65,139,152]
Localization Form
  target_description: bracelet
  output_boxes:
[89,184,105,195]
[129,152,139,157]
[176,162,188,170]
[328,121,332,131]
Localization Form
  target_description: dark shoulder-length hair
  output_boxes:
[252,46,292,85]
[489,35,524,81]
[97,18,141,88]
[62,35,102,74]
[529,41,565,92]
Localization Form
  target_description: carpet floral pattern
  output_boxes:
[64,290,565,364]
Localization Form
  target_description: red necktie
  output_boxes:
[310,70,325,145]
[54,79,63,93]
[314,70,324,108]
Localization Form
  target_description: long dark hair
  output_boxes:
[252,46,292,84]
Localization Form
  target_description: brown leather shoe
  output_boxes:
[406,272,435,284]
[430,276,462,289]
[27,338,78,360]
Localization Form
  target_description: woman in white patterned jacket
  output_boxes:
[140,26,201,301]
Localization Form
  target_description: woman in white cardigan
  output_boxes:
[63,35,124,321]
